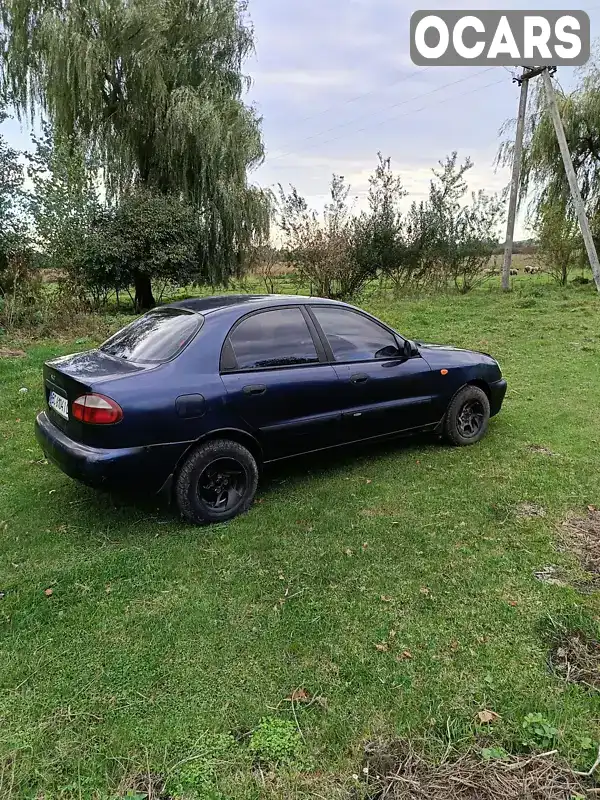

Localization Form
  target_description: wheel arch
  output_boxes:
[435,380,491,434]
[466,379,491,402]
[160,428,264,503]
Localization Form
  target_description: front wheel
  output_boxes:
[443,385,490,447]
[175,439,259,525]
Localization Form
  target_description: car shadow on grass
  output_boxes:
[259,432,441,493]
[60,433,443,535]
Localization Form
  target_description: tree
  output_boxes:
[394,154,503,294]
[1,0,269,309]
[73,190,204,309]
[534,201,581,285]
[277,176,356,299]
[497,58,600,250]
[0,104,32,295]
[27,124,101,276]
[0,105,26,241]
[351,154,407,295]
[427,155,503,293]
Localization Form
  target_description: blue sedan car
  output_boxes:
[35,295,507,525]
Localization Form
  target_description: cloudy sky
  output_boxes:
[2,0,599,239]
[246,0,600,238]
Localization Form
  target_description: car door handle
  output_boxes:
[350,374,369,384]
[243,384,267,396]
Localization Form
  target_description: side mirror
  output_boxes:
[375,345,402,360]
[404,339,418,358]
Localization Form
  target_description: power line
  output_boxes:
[268,67,497,162]
[313,76,506,151]
[266,6,600,160]
[290,66,431,126]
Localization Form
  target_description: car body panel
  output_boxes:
[221,364,342,460]
[35,294,507,497]
[417,344,504,418]
[331,355,439,440]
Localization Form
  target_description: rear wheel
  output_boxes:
[443,385,490,447]
[175,439,259,525]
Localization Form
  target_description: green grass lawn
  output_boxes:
[1,282,600,799]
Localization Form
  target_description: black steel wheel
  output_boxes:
[443,385,490,447]
[197,457,248,514]
[176,440,259,525]
[456,398,486,439]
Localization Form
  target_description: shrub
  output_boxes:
[71,190,204,310]
[534,201,581,286]
[278,175,375,299]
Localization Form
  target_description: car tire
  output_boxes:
[443,385,490,447]
[175,439,259,525]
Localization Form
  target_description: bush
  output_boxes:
[71,190,204,310]
[0,234,44,331]
[417,154,503,294]
[534,201,581,285]
[277,176,359,299]
[351,154,409,295]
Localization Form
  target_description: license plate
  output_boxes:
[49,390,69,420]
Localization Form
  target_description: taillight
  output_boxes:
[72,394,123,425]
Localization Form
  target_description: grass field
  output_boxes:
[1,281,600,799]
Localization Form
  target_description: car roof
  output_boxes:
[164,294,348,315]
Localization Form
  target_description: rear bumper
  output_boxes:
[35,412,184,495]
[489,379,508,417]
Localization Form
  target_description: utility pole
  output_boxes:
[541,68,600,293]
[501,67,545,292]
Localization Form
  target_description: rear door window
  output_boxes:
[226,308,320,370]
[100,308,202,363]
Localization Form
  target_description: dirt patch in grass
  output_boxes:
[363,740,590,799]
[533,566,569,587]
[527,444,557,457]
[516,502,547,519]
[549,630,600,691]
[0,348,26,359]
[562,509,600,577]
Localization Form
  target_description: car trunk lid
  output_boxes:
[43,351,144,440]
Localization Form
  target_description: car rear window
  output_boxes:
[100,308,202,363]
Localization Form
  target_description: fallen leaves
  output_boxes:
[285,689,328,711]
[375,642,389,653]
[380,595,394,603]
[420,586,431,596]
[396,650,413,662]
[477,709,501,725]
[288,687,311,704]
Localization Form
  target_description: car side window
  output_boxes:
[226,308,320,370]
[312,306,400,363]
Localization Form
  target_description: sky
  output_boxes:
[2,0,599,240]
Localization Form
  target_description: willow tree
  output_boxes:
[1,0,269,308]
[497,59,600,279]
